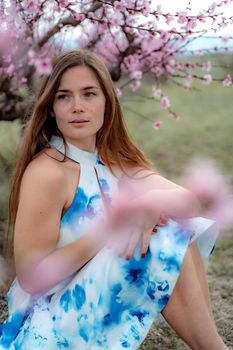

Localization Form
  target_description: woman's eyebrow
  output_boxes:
[56,86,99,93]
[83,85,99,90]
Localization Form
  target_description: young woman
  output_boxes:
[0,49,228,349]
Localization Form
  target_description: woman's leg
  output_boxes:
[189,241,215,320]
[161,247,228,350]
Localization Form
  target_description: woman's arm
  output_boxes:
[139,188,201,219]
[20,228,106,296]
[14,158,106,296]
[118,168,201,219]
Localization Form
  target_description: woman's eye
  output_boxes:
[57,94,69,100]
[85,92,96,97]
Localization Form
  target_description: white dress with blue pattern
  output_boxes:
[0,136,219,349]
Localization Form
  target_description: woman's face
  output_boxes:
[52,65,106,151]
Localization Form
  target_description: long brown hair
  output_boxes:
[5,48,155,264]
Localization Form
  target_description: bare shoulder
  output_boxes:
[22,148,67,191]
[20,147,81,214]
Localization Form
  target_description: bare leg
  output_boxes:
[189,241,214,320]
[161,247,228,350]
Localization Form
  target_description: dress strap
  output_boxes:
[49,135,99,167]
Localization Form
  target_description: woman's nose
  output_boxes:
[73,96,84,112]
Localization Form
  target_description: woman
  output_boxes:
[0,49,228,349]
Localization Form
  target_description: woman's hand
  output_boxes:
[117,213,168,260]
[105,189,169,260]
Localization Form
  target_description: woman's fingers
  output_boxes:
[124,228,141,260]
[116,230,131,257]
[141,226,154,257]
[157,213,169,226]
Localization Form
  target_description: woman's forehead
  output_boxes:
[58,65,100,89]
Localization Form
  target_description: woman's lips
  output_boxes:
[70,119,89,124]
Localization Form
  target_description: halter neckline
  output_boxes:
[49,135,100,166]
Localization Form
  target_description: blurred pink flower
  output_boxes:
[160,96,170,109]
[202,61,212,72]
[74,13,85,21]
[178,12,188,24]
[153,120,162,129]
[129,80,141,91]
[34,58,52,75]
[202,74,212,85]
[197,14,206,23]
[221,36,229,43]
[165,14,174,25]
[181,157,233,230]
[114,1,127,12]
[152,85,162,98]
[130,70,142,80]
[222,74,232,87]
[160,30,170,43]
[111,12,124,26]
[115,87,122,97]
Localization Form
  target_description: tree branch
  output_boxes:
[38,1,103,48]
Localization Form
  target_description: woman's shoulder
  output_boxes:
[22,148,69,189]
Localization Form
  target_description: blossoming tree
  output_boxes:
[0,0,232,123]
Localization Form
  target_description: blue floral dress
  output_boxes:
[0,136,219,349]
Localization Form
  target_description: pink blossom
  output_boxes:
[222,74,232,87]
[202,74,212,85]
[202,61,212,72]
[114,1,127,12]
[187,62,197,69]
[153,120,162,129]
[130,70,142,80]
[160,96,170,109]
[111,12,124,26]
[59,0,70,8]
[156,5,162,15]
[6,64,15,75]
[186,17,197,30]
[184,75,194,90]
[178,12,188,24]
[221,36,229,43]
[165,14,174,25]
[129,80,141,92]
[181,157,233,230]
[151,65,164,77]
[152,85,162,98]
[74,13,85,21]
[160,30,170,43]
[115,87,122,97]
[141,37,163,53]
[208,2,217,14]
[87,12,95,20]
[183,80,191,90]
[34,58,52,75]
[123,54,140,72]
[197,14,206,23]
[165,63,174,75]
